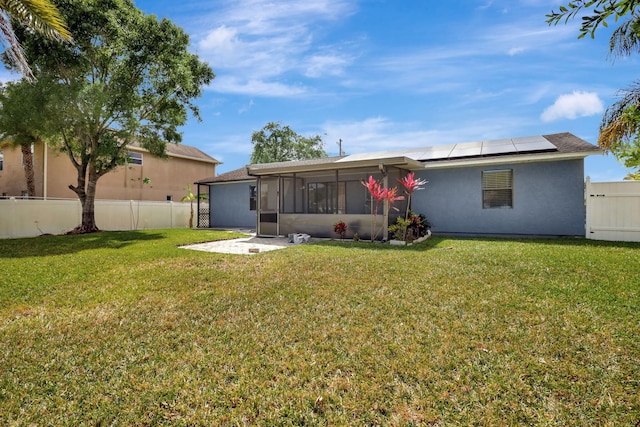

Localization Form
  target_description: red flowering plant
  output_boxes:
[333,220,347,240]
[361,175,404,241]
[397,172,428,240]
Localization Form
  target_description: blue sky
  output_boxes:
[41,1,640,178]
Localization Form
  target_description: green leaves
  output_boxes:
[547,0,640,38]
[2,0,214,231]
[250,121,328,164]
[548,1,640,175]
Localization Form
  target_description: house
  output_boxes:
[0,142,220,201]
[196,132,601,239]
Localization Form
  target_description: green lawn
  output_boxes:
[1,229,638,426]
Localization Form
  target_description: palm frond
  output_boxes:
[0,0,71,42]
[599,82,640,150]
[609,17,640,59]
[0,12,33,79]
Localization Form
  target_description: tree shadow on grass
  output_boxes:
[310,236,446,252]
[0,230,167,258]
[310,234,640,252]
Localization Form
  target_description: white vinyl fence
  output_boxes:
[0,198,192,239]
[585,178,640,242]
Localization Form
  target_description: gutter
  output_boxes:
[419,150,603,170]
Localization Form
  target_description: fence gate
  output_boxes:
[198,206,210,228]
[585,177,640,242]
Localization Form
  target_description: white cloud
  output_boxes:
[193,0,357,96]
[321,116,526,155]
[541,91,604,122]
[208,76,307,97]
[238,99,255,114]
[304,54,350,78]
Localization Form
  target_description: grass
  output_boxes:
[0,229,638,426]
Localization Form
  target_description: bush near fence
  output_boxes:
[0,198,193,239]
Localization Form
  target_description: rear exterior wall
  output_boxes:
[411,159,586,236]
[209,181,256,228]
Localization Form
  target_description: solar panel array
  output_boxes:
[336,135,557,164]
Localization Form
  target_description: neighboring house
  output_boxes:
[197,132,601,239]
[0,142,220,201]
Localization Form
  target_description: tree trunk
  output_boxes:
[189,200,194,228]
[68,162,100,234]
[20,143,35,197]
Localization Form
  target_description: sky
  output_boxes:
[31,0,640,179]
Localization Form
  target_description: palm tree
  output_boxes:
[0,0,72,80]
[181,184,207,229]
[0,80,50,197]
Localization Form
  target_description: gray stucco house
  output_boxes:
[196,132,600,239]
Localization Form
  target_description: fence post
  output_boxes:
[584,176,591,239]
[9,197,17,238]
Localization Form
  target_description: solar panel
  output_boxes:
[481,139,516,156]
[336,135,557,164]
[415,145,456,160]
[513,136,556,152]
[449,141,483,158]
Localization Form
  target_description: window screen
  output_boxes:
[482,169,513,209]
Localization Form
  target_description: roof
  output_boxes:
[203,132,600,182]
[196,167,253,184]
[128,141,221,165]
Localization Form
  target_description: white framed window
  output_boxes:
[482,169,513,209]
[0,150,3,171]
[127,151,143,166]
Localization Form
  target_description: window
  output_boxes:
[0,150,3,171]
[307,181,345,214]
[127,151,143,166]
[166,195,173,201]
[482,169,513,209]
[249,185,257,211]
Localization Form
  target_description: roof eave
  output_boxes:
[421,150,603,169]
[246,156,422,175]
[126,144,221,164]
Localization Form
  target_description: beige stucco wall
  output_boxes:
[1,144,216,201]
[0,144,46,197]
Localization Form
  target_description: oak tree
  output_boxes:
[250,122,327,164]
[4,0,214,232]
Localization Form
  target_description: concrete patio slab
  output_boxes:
[181,234,296,255]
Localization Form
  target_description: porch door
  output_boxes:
[258,177,279,236]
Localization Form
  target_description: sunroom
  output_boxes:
[246,156,422,240]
